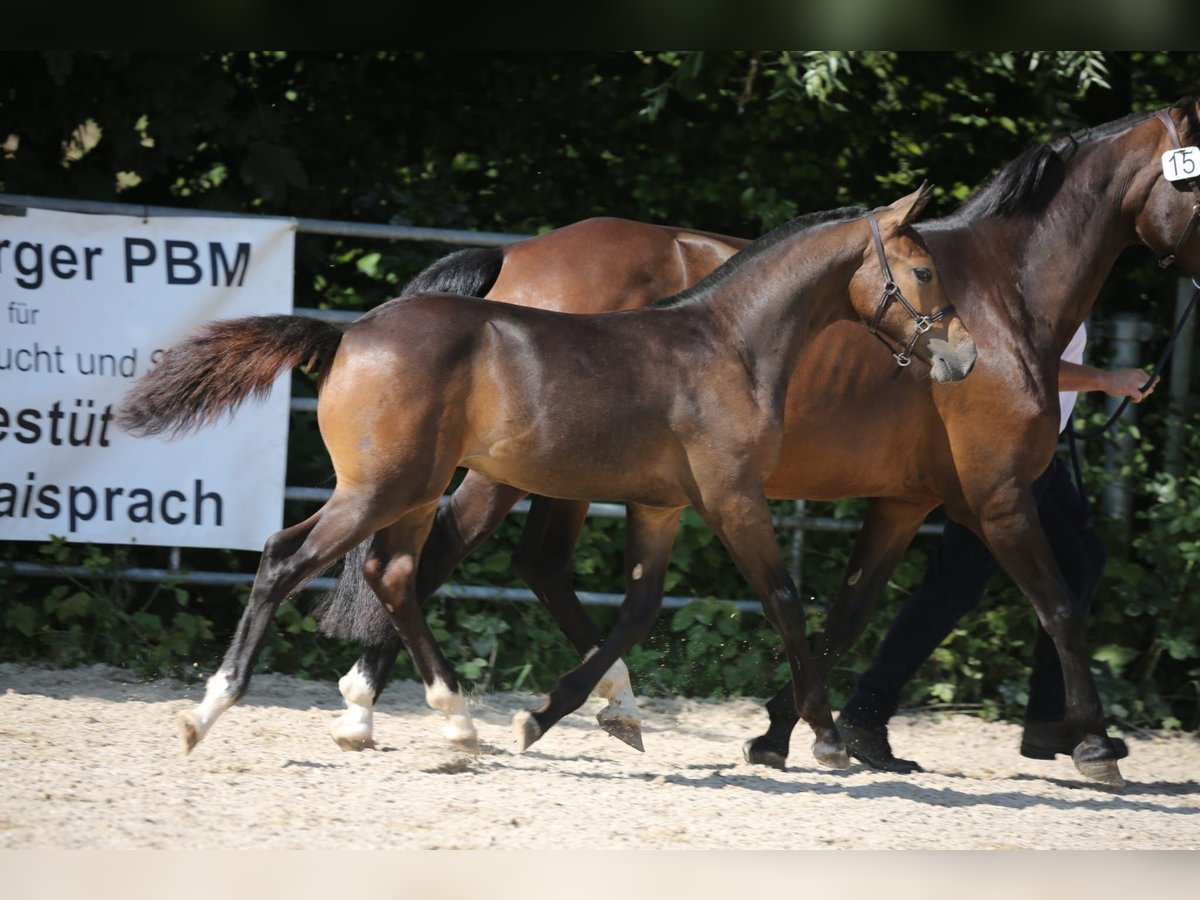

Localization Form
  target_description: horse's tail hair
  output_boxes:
[308,246,506,647]
[400,246,504,298]
[117,315,343,438]
[311,540,399,644]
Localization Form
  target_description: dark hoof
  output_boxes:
[742,738,787,770]
[837,719,924,774]
[1020,720,1128,761]
[597,709,644,752]
[512,710,542,752]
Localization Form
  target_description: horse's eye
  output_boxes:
[914,267,933,284]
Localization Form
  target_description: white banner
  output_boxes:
[0,208,296,550]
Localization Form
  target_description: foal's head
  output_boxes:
[849,184,977,383]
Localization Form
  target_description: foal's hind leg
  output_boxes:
[743,498,931,768]
[180,492,385,754]
[512,495,643,749]
[329,473,528,751]
[514,503,681,751]
[364,502,481,754]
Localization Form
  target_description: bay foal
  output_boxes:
[120,186,975,764]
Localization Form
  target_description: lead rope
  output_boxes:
[1067,279,1200,527]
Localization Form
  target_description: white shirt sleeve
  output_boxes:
[1058,322,1087,434]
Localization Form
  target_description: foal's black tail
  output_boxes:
[313,244,506,645]
[117,315,343,438]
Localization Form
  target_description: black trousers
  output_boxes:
[840,457,1107,729]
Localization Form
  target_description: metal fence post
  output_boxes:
[1165,277,1197,477]
[789,499,806,597]
[1100,313,1151,544]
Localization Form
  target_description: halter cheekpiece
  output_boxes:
[865,212,954,367]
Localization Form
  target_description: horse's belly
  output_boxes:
[763,419,943,502]
[461,440,688,508]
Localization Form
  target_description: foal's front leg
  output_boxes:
[513,503,682,751]
[699,489,847,769]
[743,498,933,768]
[512,495,643,748]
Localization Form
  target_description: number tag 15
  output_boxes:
[1162,146,1200,182]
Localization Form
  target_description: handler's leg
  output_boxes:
[836,516,1001,772]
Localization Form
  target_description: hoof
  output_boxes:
[742,738,787,770]
[328,717,375,752]
[449,732,482,756]
[1021,720,1129,761]
[813,738,851,770]
[597,708,644,752]
[178,711,202,755]
[1073,743,1126,788]
[513,710,542,752]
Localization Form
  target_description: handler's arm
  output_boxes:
[1059,362,1159,403]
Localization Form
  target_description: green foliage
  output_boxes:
[1,538,215,677]
[1,52,1198,729]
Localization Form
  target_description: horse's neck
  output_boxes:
[705,226,860,397]
[994,131,1149,355]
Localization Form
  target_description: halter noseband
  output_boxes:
[865,212,954,368]
[1154,108,1200,269]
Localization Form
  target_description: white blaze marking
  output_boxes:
[425,678,477,745]
[631,563,644,581]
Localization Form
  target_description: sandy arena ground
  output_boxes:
[1,662,1197,850]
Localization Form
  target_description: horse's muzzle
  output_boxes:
[926,321,977,383]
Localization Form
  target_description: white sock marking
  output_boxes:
[425,678,477,745]
[189,670,236,739]
[330,662,375,745]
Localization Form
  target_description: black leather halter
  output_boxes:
[1154,108,1200,269]
[865,212,954,367]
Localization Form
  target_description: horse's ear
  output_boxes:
[879,181,935,230]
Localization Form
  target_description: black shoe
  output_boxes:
[1020,719,1129,761]
[837,718,924,774]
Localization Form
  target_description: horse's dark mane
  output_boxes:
[938,96,1200,224]
[651,206,867,308]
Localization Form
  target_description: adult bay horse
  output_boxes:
[119,187,976,765]
[321,99,1200,788]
